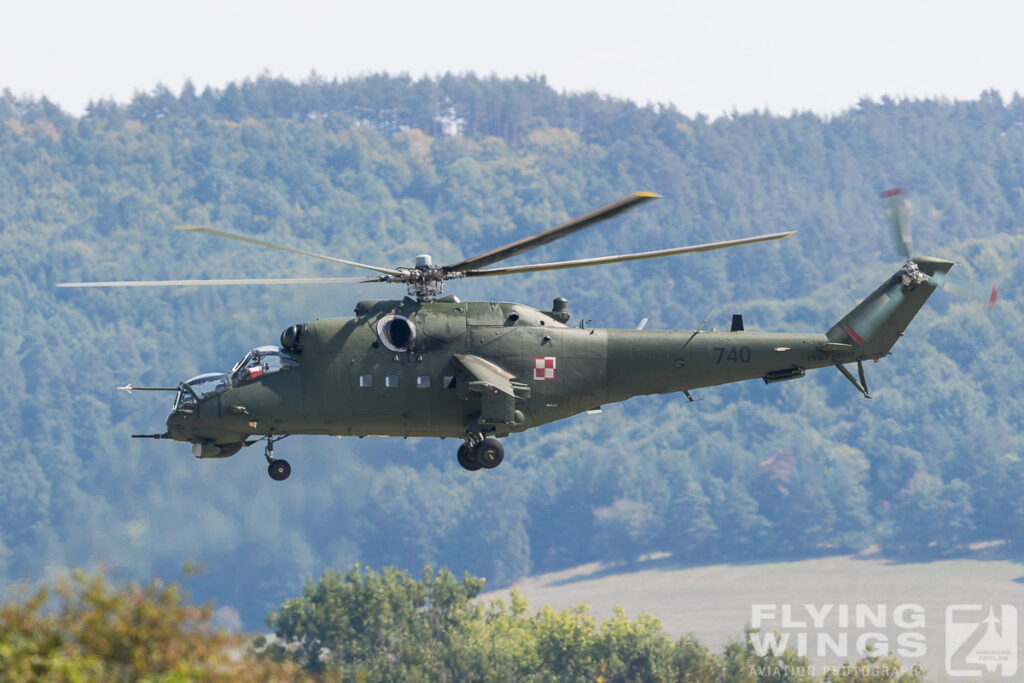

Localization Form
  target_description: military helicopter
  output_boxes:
[60,190,984,481]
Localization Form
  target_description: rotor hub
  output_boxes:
[900,260,925,287]
[382,266,464,301]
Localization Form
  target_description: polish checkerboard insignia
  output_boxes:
[533,356,556,380]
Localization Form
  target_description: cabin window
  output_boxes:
[417,375,430,388]
[359,375,372,388]
[385,375,399,388]
[444,375,456,388]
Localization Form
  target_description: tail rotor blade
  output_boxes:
[881,188,913,261]
[929,270,1000,308]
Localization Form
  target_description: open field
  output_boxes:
[483,551,1024,681]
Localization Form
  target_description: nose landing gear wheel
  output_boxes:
[473,438,504,469]
[262,435,291,481]
[268,459,291,481]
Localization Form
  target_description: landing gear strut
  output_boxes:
[262,435,291,481]
[456,436,505,471]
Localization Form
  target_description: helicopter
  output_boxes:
[59,190,987,481]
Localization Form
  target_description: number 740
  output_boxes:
[713,346,751,364]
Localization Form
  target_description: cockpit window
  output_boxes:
[231,345,299,384]
[175,372,229,410]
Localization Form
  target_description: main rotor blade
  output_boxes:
[58,276,379,288]
[462,231,795,277]
[175,225,403,276]
[443,192,660,274]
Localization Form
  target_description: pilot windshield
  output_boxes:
[232,345,299,383]
[175,372,229,410]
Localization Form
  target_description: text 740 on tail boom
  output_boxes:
[59,191,974,481]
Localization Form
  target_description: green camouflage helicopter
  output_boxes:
[61,189,991,481]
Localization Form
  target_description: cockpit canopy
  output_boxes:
[231,345,299,383]
[173,346,300,411]
[175,372,229,410]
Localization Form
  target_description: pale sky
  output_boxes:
[2,0,1022,118]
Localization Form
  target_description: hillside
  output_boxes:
[1,75,1022,627]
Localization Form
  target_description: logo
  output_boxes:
[946,604,1017,677]
[533,356,556,381]
[749,603,927,661]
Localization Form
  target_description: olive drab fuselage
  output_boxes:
[165,256,951,451]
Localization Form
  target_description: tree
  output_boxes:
[266,563,484,679]
[0,567,306,681]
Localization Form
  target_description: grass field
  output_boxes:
[482,549,1024,681]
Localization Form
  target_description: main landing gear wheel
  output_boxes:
[473,438,504,469]
[457,442,482,471]
[268,459,291,481]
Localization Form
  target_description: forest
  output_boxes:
[0,74,1022,631]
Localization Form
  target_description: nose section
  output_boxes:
[166,410,193,442]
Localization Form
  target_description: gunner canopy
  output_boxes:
[174,372,229,410]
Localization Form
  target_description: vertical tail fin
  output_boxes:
[826,257,953,358]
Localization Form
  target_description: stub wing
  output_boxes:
[452,354,531,426]
[453,354,518,397]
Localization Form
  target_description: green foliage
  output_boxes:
[0,561,927,682]
[264,563,928,682]
[0,567,307,682]
[2,76,1023,628]
[263,563,726,681]
[266,563,484,677]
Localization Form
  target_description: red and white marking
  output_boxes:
[533,356,557,381]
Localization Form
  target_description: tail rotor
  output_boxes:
[881,188,998,308]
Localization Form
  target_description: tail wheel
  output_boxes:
[473,438,504,469]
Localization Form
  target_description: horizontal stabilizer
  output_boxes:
[818,342,855,352]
